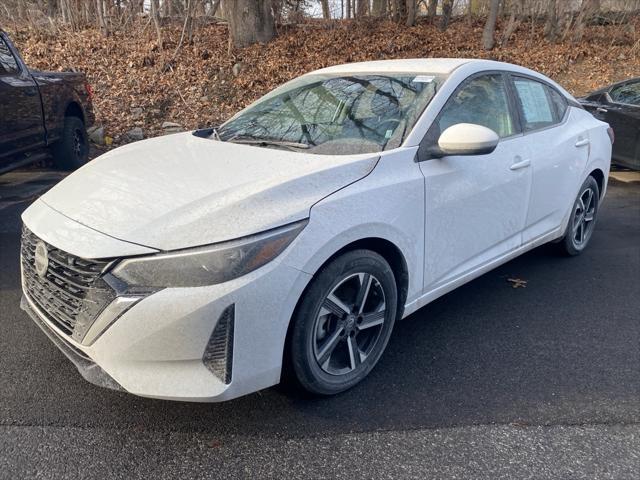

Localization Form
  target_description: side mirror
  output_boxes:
[432,123,499,158]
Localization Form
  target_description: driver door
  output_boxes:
[418,72,532,290]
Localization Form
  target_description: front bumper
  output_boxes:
[20,203,312,402]
[21,295,123,391]
[22,259,309,402]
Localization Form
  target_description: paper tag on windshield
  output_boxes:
[413,75,435,83]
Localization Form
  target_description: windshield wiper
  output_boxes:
[227,136,310,150]
[211,127,222,142]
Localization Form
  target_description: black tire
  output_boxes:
[560,176,600,256]
[51,116,89,170]
[290,249,398,395]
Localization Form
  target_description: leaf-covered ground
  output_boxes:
[8,17,640,145]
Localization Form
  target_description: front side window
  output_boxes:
[513,77,557,131]
[435,73,515,138]
[0,38,19,74]
[217,73,443,155]
[609,80,640,106]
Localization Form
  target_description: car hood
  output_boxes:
[40,132,379,251]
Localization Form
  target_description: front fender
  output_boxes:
[283,147,425,310]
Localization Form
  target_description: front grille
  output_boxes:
[21,226,116,342]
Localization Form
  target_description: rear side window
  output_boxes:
[0,37,19,74]
[512,77,557,131]
[546,86,568,121]
[609,80,640,106]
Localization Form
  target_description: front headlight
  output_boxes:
[111,220,307,288]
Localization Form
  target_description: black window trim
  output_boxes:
[417,69,522,162]
[508,72,570,135]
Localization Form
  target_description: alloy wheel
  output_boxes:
[72,128,86,159]
[571,186,597,249]
[312,273,387,376]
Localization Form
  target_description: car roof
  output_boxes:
[306,58,576,102]
[310,58,474,75]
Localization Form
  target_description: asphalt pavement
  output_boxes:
[0,169,639,479]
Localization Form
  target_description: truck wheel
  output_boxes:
[52,116,89,170]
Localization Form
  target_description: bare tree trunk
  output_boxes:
[406,0,416,26]
[372,0,387,17]
[346,0,351,18]
[356,0,369,17]
[151,0,163,48]
[500,0,524,47]
[427,0,437,19]
[224,0,275,48]
[186,0,198,43]
[320,0,330,18]
[96,0,108,36]
[544,0,558,42]
[163,0,172,17]
[571,0,600,43]
[392,0,406,22]
[440,0,453,31]
[210,0,222,16]
[48,0,59,18]
[482,0,500,50]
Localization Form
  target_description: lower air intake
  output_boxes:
[203,304,234,384]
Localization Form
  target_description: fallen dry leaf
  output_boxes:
[507,278,528,289]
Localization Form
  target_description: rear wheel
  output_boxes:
[290,250,397,395]
[52,116,88,170]
[560,176,600,256]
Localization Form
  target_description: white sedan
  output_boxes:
[20,59,612,401]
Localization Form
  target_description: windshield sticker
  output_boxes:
[413,75,435,83]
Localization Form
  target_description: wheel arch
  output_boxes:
[588,168,605,198]
[64,101,85,124]
[280,236,409,382]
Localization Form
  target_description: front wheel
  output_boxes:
[560,176,600,256]
[51,116,89,170]
[290,250,398,395]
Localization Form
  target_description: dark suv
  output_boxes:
[0,30,94,174]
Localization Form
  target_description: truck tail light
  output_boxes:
[85,82,94,100]
[607,127,614,144]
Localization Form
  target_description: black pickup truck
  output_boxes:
[0,30,94,174]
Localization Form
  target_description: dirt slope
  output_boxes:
[8,17,640,145]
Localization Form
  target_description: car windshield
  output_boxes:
[216,73,443,155]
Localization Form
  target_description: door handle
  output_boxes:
[575,138,590,147]
[24,87,38,97]
[510,158,531,170]
[596,107,608,114]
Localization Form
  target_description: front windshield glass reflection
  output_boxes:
[217,73,443,155]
